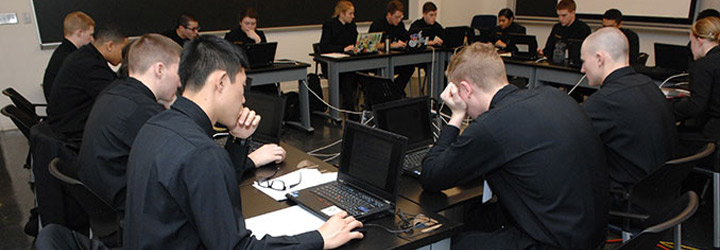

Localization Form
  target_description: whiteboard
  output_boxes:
[575,0,694,19]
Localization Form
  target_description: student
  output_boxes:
[540,0,591,58]
[225,8,267,45]
[491,8,526,49]
[42,11,95,102]
[580,28,677,207]
[369,0,413,95]
[420,42,608,249]
[673,17,720,140]
[161,12,199,46]
[602,9,640,66]
[123,35,363,249]
[47,24,128,141]
[320,0,360,113]
[697,9,720,21]
[409,2,445,46]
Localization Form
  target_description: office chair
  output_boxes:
[48,158,122,248]
[2,87,47,121]
[2,104,40,171]
[470,15,497,31]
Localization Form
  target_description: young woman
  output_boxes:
[319,1,360,115]
[492,8,526,49]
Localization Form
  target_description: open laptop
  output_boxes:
[242,91,286,151]
[407,27,430,50]
[356,72,403,110]
[654,43,691,73]
[469,27,492,44]
[566,38,584,68]
[373,97,434,177]
[241,42,278,69]
[348,32,383,55]
[443,26,470,48]
[507,34,538,61]
[286,121,408,221]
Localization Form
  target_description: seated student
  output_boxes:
[580,28,677,207]
[161,13,199,46]
[225,8,267,45]
[673,17,720,140]
[409,2,445,46]
[539,0,591,59]
[47,24,129,141]
[370,0,414,95]
[602,9,640,66]
[420,42,608,249]
[42,11,95,102]
[123,35,362,249]
[491,8,526,50]
[320,0,360,113]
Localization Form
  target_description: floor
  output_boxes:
[0,79,717,249]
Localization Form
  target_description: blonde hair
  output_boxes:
[692,16,720,42]
[63,11,95,36]
[128,34,182,75]
[446,42,507,91]
[333,0,354,18]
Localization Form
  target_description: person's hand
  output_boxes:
[537,48,544,57]
[392,40,407,48]
[248,144,286,167]
[244,29,262,44]
[495,40,507,48]
[430,36,443,46]
[318,211,364,249]
[343,44,355,52]
[440,83,467,127]
[229,107,261,139]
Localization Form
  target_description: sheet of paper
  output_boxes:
[321,52,350,59]
[245,205,325,238]
[482,180,493,203]
[252,168,337,201]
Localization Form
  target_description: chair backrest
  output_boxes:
[1,104,38,139]
[48,158,121,246]
[637,52,649,66]
[616,191,699,250]
[3,87,40,120]
[471,15,497,31]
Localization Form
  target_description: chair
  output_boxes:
[615,191,699,250]
[470,15,497,31]
[48,158,122,248]
[693,143,720,249]
[2,104,40,169]
[2,87,47,121]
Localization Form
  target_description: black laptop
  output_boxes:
[241,42,278,69]
[507,34,538,60]
[443,26,470,48]
[242,91,286,151]
[356,72,403,110]
[654,43,691,73]
[286,121,407,221]
[373,97,434,177]
[566,38,584,68]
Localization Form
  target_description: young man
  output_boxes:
[369,0,413,95]
[540,0,591,58]
[161,12,199,46]
[409,2,445,46]
[124,35,362,249]
[42,11,95,101]
[602,9,640,65]
[420,42,608,249]
[47,24,128,141]
[224,8,267,45]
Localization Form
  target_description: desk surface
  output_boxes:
[245,61,311,74]
[502,57,582,73]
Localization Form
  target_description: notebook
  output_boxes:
[241,42,278,69]
[286,121,408,221]
[242,91,286,152]
[373,97,434,177]
[507,33,538,61]
[348,32,383,55]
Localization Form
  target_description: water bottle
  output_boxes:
[385,38,391,52]
[552,40,567,65]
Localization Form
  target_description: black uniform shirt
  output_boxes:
[369,17,408,42]
[620,28,640,65]
[161,29,189,47]
[542,19,591,57]
[224,28,267,45]
[421,85,608,250]
[124,97,320,249]
[319,18,358,53]
[673,46,720,139]
[583,66,677,192]
[409,18,446,41]
[43,38,77,101]
[491,22,527,45]
[47,44,117,140]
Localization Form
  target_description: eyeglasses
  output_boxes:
[256,167,302,191]
[184,25,200,31]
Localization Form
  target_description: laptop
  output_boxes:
[566,38,584,68]
[241,42,278,69]
[373,97,434,177]
[507,34,538,60]
[348,32,383,55]
[242,91,286,152]
[443,26,470,48]
[654,43,691,73]
[356,72,403,110]
[286,121,408,221]
[469,27,492,44]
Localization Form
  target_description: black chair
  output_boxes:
[48,158,122,248]
[615,191,699,250]
[2,87,47,121]
[637,52,649,67]
[2,104,40,169]
[470,15,496,31]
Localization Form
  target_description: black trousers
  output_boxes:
[36,224,109,250]
[393,65,414,95]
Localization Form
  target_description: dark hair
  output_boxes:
[118,40,134,78]
[422,2,437,14]
[93,24,126,43]
[498,8,514,19]
[697,9,720,21]
[387,0,405,14]
[556,0,577,12]
[179,35,248,92]
[177,12,198,27]
[603,9,623,23]
[238,8,259,22]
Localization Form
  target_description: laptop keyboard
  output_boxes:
[311,182,388,218]
[249,140,264,152]
[403,149,429,171]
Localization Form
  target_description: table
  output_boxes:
[246,62,314,132]
[502,58,593,90]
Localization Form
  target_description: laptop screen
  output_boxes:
[339,121,407,203]
[242,91,285,143]
[654,43,691,72]
[242,42,277,69]
[355,32,382,53]
[373,97,433,151]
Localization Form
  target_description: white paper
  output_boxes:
[321,52,350,59]
[245,205,325,238]
[482,181,493,203]
[252,168,337,201]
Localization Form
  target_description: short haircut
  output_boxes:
[179,35,249,92]
[128,34,182,75]
[177,12,198,28]
[603,9,622,23]
[387,0,405,15]
[238,8,259,22]
[583,27,628,63]
[692,16,720,43]
[93,24,126,44]
[697,9,720,21]
[498,8,514,19]
[446,42,506,91]
[333,0,354,17]
[63,11,95,36]
[556,0,577,12]
[422,2,437,14]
